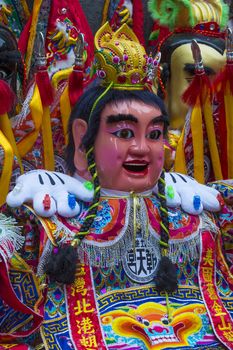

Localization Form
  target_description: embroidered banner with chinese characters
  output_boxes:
[199,230,233,348]
[66,264,107,350]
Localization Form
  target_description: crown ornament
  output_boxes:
[94,22,160,90]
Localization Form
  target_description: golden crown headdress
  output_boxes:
[94,22,160,90]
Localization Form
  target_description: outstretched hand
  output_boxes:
[6,170,94,217]
[156,172,221,215]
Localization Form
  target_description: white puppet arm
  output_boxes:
[6,170,94,218]
[153,172,221,215]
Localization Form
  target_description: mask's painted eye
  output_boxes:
[147,129,162,140]
[112,129,134,139]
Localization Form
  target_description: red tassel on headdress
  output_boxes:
[0,80,15,114]
[35,66,54,107]
[132,0,145,46]
[182,73,212,106]
[180,70,213,183]
[18,15,32,57]
[68,67,83,108]
[213,65,233,179]
[213,30,233,179]
[179,40,222,182]
[214,63,233,95]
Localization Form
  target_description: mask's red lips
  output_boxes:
[123,160,149,174]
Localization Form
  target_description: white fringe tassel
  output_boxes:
[0,213,24,260]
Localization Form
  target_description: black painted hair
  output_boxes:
[159,33,225,65]
[66,84,169,174]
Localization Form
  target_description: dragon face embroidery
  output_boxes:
[101,302,206,349]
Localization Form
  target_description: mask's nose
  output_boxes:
[129,137,150,156]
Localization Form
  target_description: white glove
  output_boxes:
[6,170,94,218]
[154,172,221,215]
[7,170,221,218]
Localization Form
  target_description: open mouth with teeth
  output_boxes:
[123,161,149,174]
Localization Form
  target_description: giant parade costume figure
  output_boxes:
[0,21,233,350]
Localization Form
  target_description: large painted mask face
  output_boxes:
[93,100,165,192]
[166,43,225,131]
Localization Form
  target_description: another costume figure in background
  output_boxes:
[148,0,231,181]
[0,0,31,107]
[0,0,30,207]
[14,0,94,174]
[148,0,228,131]
[0,0,95,207]
[0,22,233,350]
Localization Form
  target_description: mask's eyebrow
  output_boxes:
[106,114,138,124]
[184,63,215,76]
[151,115,167,125]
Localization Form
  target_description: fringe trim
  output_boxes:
[78,225,201,267]
[201,212,219,235]
[37,239,53,277]
[169,230,200,263]
[78,198,202,267]
[0,213,24,260]
[45,200,206,268]
[78,198,132,267]
[11,84,34,128]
